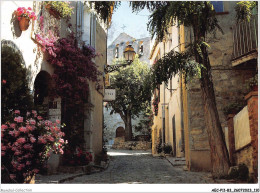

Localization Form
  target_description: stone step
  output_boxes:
[166,156,186,166]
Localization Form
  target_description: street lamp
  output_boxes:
[105,45,136,73]
[123,45,136,63]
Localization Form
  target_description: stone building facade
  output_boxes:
[104,32,151,146]
[150,1,258,176]
[1,1,108,172]
[149,25,185,158]
[183,1,257,172]
[107,32,150,65]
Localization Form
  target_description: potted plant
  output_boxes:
[14,7,36,31]
[1,110,66,183]
[246,74,258,91]
[62,147,92,166]
[163,143,173,155]
[44,1,74,19]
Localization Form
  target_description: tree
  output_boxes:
[131,1,230,178]
[1,45,34,123]
[107,57,152,141]
[134,105,153,140]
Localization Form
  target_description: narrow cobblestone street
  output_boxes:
[63,149,211,184]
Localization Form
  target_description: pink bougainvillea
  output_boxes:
[1,110,66,183]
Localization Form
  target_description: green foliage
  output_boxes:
[44,1,74,18]
[227,163,249,181]
[150,50,203,89]
[152,96,159,116]
[131,1,222,88]
[156,133,163,154]
[223,100,246,116]
[89,1,120,24]
[132,1,221,42]
[235,1,258,22]
[246,74,258,90]
[134,105,153,137]
[1,45,34,123]
[163,144,172,154]
[130,1,166,12]
[108,56,152,118]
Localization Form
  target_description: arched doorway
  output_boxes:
[34,71,61,122]
[34,71,52,106]
[116,127,125,138]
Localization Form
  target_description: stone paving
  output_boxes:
[61,149,214,184]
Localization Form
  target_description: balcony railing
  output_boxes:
[232,15,258,60]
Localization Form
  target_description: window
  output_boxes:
[211,1,224,13]
[115,45,119,58]
[82,10,96,47]
[49,101,57,109]
[139,41,144,56]
[83,8,91,45]
[90,13,96,49]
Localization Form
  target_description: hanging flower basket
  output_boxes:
[44,1,73,19]
[15,7,36,31]
[45,4,61,19]
[19,17,30,31]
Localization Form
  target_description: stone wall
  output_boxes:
[235,145,254,175]
[103,107,146,145]
[245,91,258,179]
[112,137,151,150]
[185,1,256,172]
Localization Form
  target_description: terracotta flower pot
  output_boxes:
[19,17,30,31]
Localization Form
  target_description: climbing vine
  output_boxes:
[48,33,100,107]
[150,49,203,89]
[35,4,101,150]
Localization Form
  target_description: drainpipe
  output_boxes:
[162,40,166,144]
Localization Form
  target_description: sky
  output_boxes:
[107,1,151,45]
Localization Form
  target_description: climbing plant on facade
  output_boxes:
[35,5,101,151]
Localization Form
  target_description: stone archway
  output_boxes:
[116,127,125,138]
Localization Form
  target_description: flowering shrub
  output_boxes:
[62,147,92,166]
[48,34,100,149]
[1,110,66,183]
[15,7,36,21]
[50,35,99,104]
[36,30,58,57]
[1,45,34,124]
[152,96,159,116]
[35,11,100,152]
